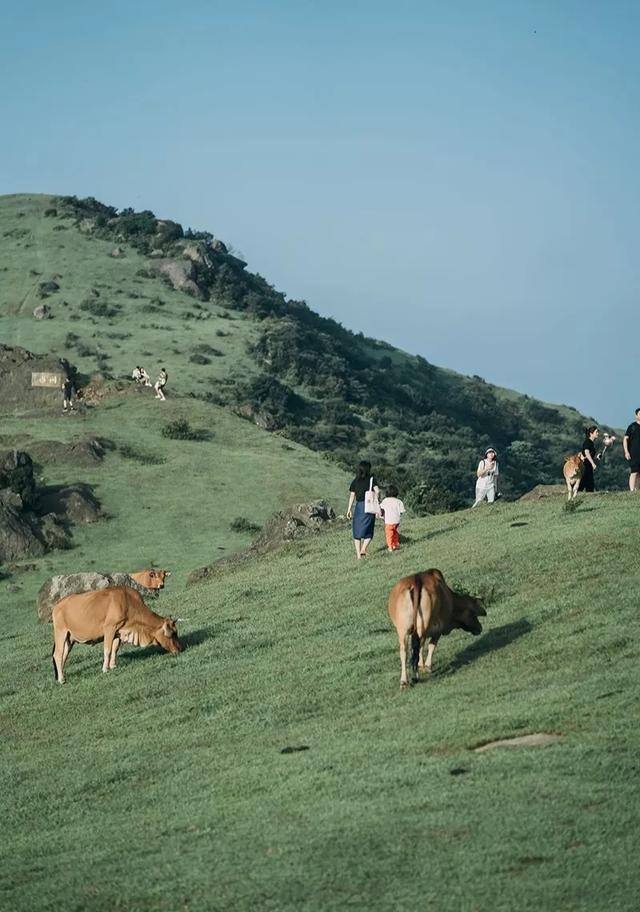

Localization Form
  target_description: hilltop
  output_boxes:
[0,193,626,517]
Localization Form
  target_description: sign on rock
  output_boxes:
[31,372,63,388]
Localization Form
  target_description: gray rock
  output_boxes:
[0,450,37,508]
[0,501,46,563]
[38,513,72,551]
[36,483,101,524]
[0,345,72,414]
[149,258,203,299]
[37,571,160,623]
[110,246,125,258]
[29,437,108,468]
[33,304,52,320]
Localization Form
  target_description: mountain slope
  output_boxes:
[0,193,625,513]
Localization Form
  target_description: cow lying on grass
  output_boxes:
[52,587,183,683]
[388,569,486,688]
[563,454,584,500]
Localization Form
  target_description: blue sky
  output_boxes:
[2,0,638,426]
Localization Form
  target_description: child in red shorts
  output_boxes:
[379,485,405,552]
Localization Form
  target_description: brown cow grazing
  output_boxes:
[51,587,183,683]
[388,569,486,687]
[563,453,584,500]
[128,569,171,589]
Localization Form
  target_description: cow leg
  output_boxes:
[425,637,440,673]
[103,627,118,673]
[399,630,411,688]
[52,627,69,684]
[410,632,421,682]
[109,637,121,670]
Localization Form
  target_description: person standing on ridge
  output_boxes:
[623,408,640,492]
[155,367,168,401]
[578,426,599,492]
[473,447,500,507]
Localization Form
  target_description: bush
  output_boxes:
[230,517,261,534]
[119,444,166,465]
[79,298,120,318]
[189,353,211,365]
[161,419,210,441]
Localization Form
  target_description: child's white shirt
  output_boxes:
[379,497,405,525]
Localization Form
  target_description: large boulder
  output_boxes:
[149,258,203,299]
[0,345,72,413]
[0,450,37,508]
[187,500,336,586]
[37,572,160,623]
[33,304,52,320]
[36,483,102,524]
[0,501,46,562]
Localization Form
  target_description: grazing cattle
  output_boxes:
[563,453,584,500]
[128,569,171,589]
[388,569,486,687]
[51,587,183,683]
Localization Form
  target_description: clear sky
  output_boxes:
[2,0,638,426]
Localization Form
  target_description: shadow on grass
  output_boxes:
[118,626,214,662]
[441,619,533,674]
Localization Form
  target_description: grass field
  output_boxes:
[2,492,639,911]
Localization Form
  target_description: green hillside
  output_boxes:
[2,494,638,911]
[0,193,626,514]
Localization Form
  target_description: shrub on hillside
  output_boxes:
[119,444,166,466]
[229,517,261,534]
[161,419,210,441]
[79,298,120,319]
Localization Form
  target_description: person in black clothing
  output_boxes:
[578,425,599,492]
[346,460,380,559]
[62,377,75,413]
[623,407,640,492]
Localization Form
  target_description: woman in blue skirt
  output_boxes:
[346,460,380,559]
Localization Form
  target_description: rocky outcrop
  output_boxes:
[28,437,109,468]
[37,483,102,525]
[519,484,566,501]
[33,304,52,320]
[37,572,160,623]
[149,258,203,299]
[187,500,336,586]
[0,345,72,413]
[0,450,37,508]
[0,500,47,562]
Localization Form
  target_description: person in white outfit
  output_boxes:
[155,367,168,401]
[473,447,499,507]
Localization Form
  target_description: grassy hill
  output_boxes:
[1,192,638,911]
[0,193,627,515]
[1,493,639,911]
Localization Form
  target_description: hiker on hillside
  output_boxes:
[346,460,380,559]
[139,367,152,387]
[473,447,500,507]
[132,366,142,382]
[578,426,599,492]
[62,377,75,414]
[155,367,168,401]
[623,408,640,492]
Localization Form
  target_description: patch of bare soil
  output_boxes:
[473,733,562,752]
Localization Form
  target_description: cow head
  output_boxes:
[155,617,183,654]
[453,594,486,636]
[147,569,171,589]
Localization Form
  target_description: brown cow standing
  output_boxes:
[563,453,584,500]
[388,569,486,687]
[51,587,183,683]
